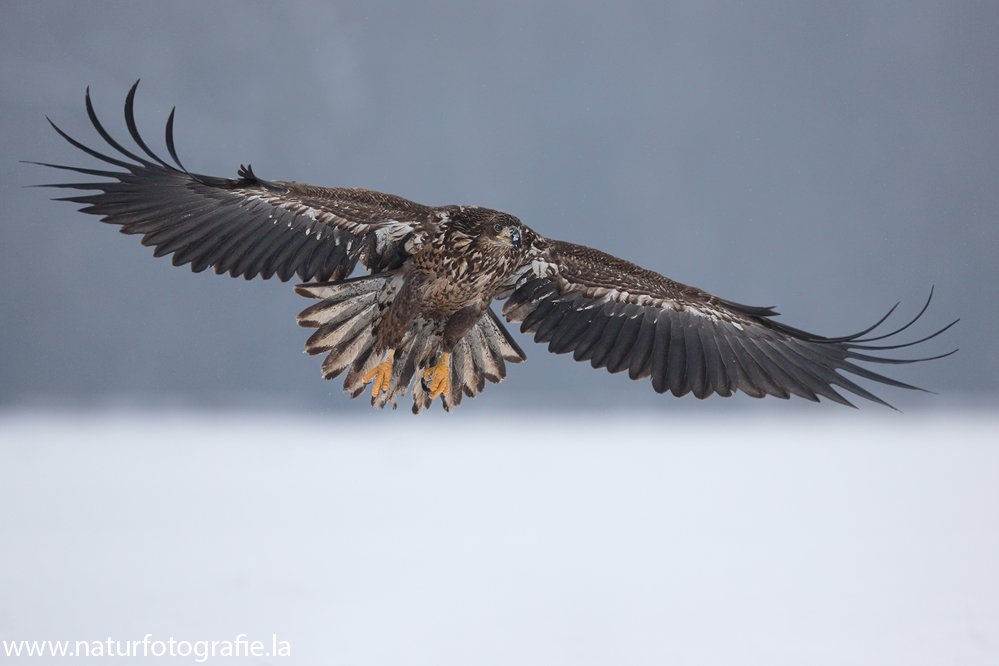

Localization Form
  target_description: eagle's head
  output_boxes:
[447,207,524,256]
[481,213,523,251]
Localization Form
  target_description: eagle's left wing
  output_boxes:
[500,239,956,408]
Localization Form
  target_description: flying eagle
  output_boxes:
[32,82,956,413]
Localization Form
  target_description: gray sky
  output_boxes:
[1,0,995,412]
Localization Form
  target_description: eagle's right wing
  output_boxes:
[29,81,439,282]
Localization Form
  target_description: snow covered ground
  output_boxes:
[1,408,997,665]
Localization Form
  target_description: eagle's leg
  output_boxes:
[423,352,451,399]
[363,349,395,397]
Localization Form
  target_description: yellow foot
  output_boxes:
[362,349,395,397]
[423,352,451,400]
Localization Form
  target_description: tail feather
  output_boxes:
[305,301,377,356]
[320,321,377,380]
[296,274,394,383]
[453,337,477,398]
[483,308,527,363]
[467,324,501,384]
[433,310,527,414]
[375,327,433,409]
[298,288,379,329]
[297,276,525,413]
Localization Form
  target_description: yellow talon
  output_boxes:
[363,349,394,397]
[423,352,451,400]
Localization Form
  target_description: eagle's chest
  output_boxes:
[412,233,518,317]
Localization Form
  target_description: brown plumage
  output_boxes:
[31,82,957,412]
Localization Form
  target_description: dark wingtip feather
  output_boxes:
[849,318,960,353]
[44,115,134,169]
[774,300,902,344]
[84,82,151,167]
[124,80,171,169]
[848,286,936,345]
[164,107,188,172]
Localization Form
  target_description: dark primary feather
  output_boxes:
[29,81,438,282]
[504,241,958,409]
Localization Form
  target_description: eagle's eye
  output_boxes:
[493,223,503,233]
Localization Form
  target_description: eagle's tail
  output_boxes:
[410,309,527,414]
[295,276,526,412]
[295,274,394,392]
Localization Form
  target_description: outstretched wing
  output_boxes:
[29,81,438,281]
[501,239,957,409]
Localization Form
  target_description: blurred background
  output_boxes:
[1,2,997,664]
[1,0,994,412]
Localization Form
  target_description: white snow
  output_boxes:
[1,409,997,665]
